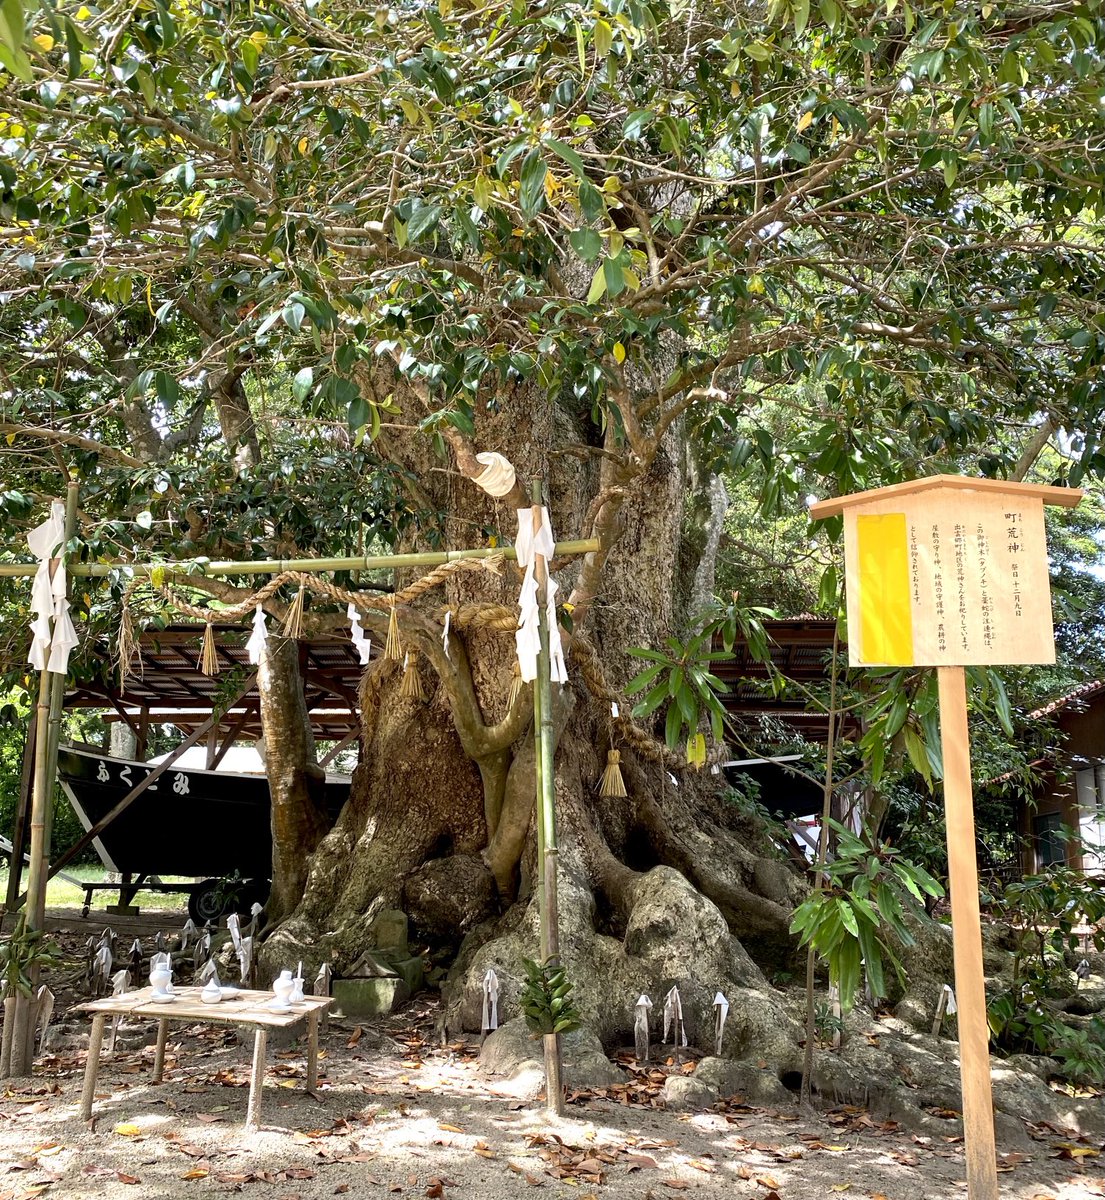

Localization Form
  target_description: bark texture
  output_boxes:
[258,636,331,924]
[262,378,805,1051]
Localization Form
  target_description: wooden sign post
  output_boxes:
[810,476,1081,1200]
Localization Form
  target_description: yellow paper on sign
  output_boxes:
[856,512,913,666]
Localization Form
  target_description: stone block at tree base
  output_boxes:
[333,976,411,1019]
[370,909,410,954]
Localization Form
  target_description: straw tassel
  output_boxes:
[282,583,306,639]
[507,660,524,709]
[117,601,140,688]
[384,604,403,660]
[400,652,425,702]
[599,748,627,798]
[200,623,220,676]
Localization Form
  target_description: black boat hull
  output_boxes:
[57,746,349,879]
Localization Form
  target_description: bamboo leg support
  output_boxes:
[246,1028,267,1131]
[0,996,15,1079]
[306,1010,319,1092]
[80,1014,106,1120]
[153,1018,169,1083]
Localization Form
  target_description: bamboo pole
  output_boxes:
[0,540,601,579]
[937,666,998,1200]
[531,483,564,1118]
[26,481,79,933]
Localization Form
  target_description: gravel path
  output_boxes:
[1,996,1101,1200]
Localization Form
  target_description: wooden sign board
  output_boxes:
[810,474,1081,1200]
[809,476,1081,668]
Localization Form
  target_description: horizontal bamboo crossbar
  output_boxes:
[0,539,602,580]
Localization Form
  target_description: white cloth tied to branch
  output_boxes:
[246,605,269,665]
[472,451,517,498]
[27,500,78,674]
[347,603,372,665]
[514,507,568,685]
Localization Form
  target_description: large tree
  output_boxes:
[2,0,1103,1043]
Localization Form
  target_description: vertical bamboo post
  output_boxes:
[531,482,564,1117]
[15,481,80,1076]
[937,666,998,1200]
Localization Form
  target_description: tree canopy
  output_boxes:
[2,0,1103,747]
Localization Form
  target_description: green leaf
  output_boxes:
[623,110,654,140]
[545,137,587,181]
[793,0,810,36]
[292,367,313,403]
[518,148,547,219]
[586,263,607,303]
[593,18,612,58]
[283,301,306,333]
[903,726,933,790]
[569,228,602,261]
[406,203,442,242]
[991,672,1014,737]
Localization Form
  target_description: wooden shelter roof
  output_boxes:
[713,617,856,740]
[65,624,366,738]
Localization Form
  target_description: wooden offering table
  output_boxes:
[77,986,333,1130]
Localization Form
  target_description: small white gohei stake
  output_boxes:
[634,993,653,1063]
[480,968,499,1041]
[663,985,687,1057]
[712,991,729,1057]
[932,983,958,1035]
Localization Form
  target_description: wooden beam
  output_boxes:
[319,729,359,770]
[209,703,259,770]
[205,726,219,770]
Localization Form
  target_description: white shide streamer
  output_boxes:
[514,506,568,684]
[347,603,372,665]
[246,605,269,665]
[27,500,79,674]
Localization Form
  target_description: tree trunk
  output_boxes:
[258,636,331,925]
[262,382,806,1063]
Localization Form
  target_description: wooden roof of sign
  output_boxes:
[65,624,366,738]
[809,474,1082,519]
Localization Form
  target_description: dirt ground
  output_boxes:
[1,914,1102,1200]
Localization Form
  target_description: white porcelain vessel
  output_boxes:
[201,979,222,1004]
[149,965,172,998]
[270,969,294,1010]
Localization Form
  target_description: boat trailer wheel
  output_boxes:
[188,877,269,924]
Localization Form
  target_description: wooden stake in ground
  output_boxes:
[810,475,1082,1200]
[938,665,996,1198]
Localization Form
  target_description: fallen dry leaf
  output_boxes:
[112,1124,142,1137]
[180,1169,209,1181]
[116,1172,141,1184]
[661,1182,689,1191]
